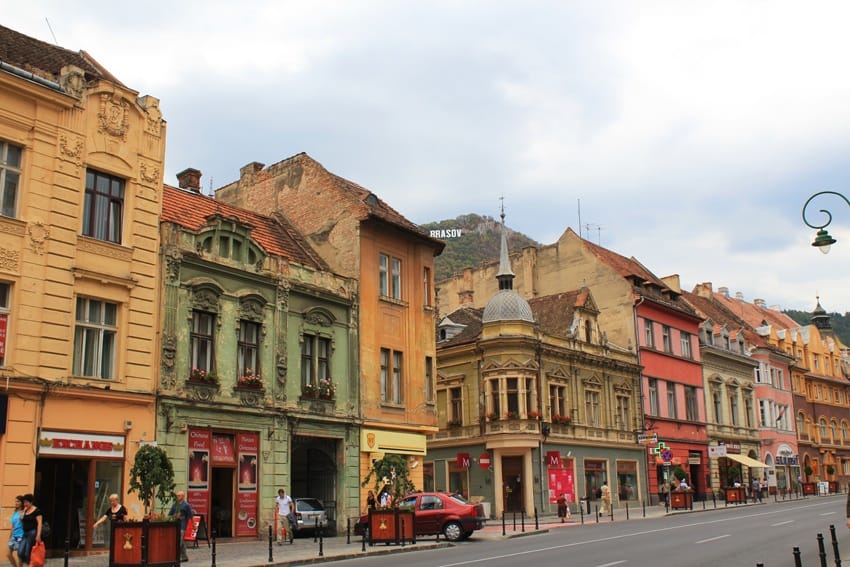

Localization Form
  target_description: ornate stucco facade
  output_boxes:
[0,25,165,553]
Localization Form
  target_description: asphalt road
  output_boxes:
[335,495,850,567]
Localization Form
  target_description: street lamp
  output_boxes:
[802,191,849,254]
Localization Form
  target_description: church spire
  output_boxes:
[495,198,515,291]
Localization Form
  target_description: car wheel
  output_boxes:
[443,521,463,542]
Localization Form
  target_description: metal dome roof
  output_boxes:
[482,290,535,323]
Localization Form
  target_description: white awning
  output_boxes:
[725,453,768,468]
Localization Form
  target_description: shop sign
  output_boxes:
[456,452,470,468]
[235,432,259,537]
[546,451,561,467]
[708,445,726,458]
[722,442,741,454]
[776,455,799,465]
[38,431,124,458]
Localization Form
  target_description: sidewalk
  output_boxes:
[45,494,828,566]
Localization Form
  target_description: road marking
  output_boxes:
[819,512,836,516]
[695,534,729,544]
[439,500,841,567]
[596,562,627,567]
[771,520,793,526]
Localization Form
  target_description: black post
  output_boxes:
[521,510,525,532]
[347,518,351,545]
[314,517,319,543]
[642,499,645,518]
[211,528,217,567]
[610,504,614,521]
[63,535,70,567]
[830,524,841,566]
[319,524,324,556]
[268,525,273,562]
[502,511,506,536]
[534,507,539,530]
[361,522,366,552]
[140,521,147,567]
[793,546,802,567]
[580,501,584,525]
[626,502,630,521]
[817,533,827,567]
[702,495,705,510]
[401,517,405,547]
[513,511,517,532]
[595,504,599,523]
[712,490,717,509]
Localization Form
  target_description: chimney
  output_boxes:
[718,286,729,298]
[176,168,202,193]
[735,291,744,300]
[754,298,766,308]
[661,274,681,293]
[695,282,713,298]
[458,290,474,307]
[240,161,265,182]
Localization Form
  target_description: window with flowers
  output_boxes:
[301,333,331,395]
[237,369,263,389]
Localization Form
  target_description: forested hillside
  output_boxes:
[423,214,540,281]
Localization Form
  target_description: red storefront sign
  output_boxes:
[547,451,561,467]
[235,432,259,537]
[548,459,575,504]
[456,453,470,468]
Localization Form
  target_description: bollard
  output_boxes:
[793,546,802,567]
[830,524,841,566]
[361,522,366,553]
[64,535,70,567]
[534,507,538,530]
[400,517,405,547]
[513,511,517,532]
[774,491,778,503]
[610,504,614,521]
[642,499,646,518]
[502,511,506,536]
[626,502,629,521]
[319,524,324,557]
[211,528,217,567]
[702,496,705,510]
[347,518,351,545]
[712,491,717,509]
[595,504,599,523]
[521,510,525,532]
[817,533,827,567]
[579,501,584,525]
[314,517,319,543]
[268,525,273,562]
[140,523,147,567]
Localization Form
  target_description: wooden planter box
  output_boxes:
[110,520,180,567]
[802,482,817,496]
[670,491,693,510]
[367,509,415,545]
[724,487,745,503]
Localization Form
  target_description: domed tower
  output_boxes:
[481,206,535,325]
[810,296,832,332]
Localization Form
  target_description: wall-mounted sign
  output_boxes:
[38,431,124,458]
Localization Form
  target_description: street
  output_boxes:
[336,495,849,567]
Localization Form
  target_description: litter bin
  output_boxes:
[579,497,590,515]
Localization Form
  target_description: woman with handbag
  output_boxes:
[6,495,23,567]
[17,494,43,567]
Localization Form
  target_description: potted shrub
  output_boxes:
[188,367,218,384]
[317,377,336,399]
[724,465,745,503]
[114,445,180,565]
[236,369,264,389]
[361,454,416,544]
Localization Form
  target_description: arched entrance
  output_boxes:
[291,437,338,528]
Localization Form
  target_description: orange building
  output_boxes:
[216,154,443,507]
[0,25,165,554]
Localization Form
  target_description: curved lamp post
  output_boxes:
[802,191,850,254]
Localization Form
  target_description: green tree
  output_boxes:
[128,444,176,516]
[361,454,415,507]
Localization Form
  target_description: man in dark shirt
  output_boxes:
[169,491,193,562]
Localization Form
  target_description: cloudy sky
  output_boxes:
[8,1,850,313]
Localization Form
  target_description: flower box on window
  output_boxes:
[504,411,519,420]
[188,368,218,385]
[552,415,572,425]
[236,370,264,390]
[317,377,336,400]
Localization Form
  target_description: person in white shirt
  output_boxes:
[274,488,294,544]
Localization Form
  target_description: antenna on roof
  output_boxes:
[583,223,603,245]
[208,177,214,197]
[45,18,58,45]
[577,198,582,238]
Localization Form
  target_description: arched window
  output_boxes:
[796,413,805,439]
[842,421,848,442]
[820,418,828,439]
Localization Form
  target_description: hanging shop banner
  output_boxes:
[235,432,259,537]
[548,459,575,504]
[212,434,236,464]
[546,451,561,467]
[187,428,211,521]
[38,431,124,458]
[456,453,470,468]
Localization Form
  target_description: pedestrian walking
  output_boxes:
[168,491,193,562]
[275,489,294,544]
[557,493,569,522]
[600,482,611,515]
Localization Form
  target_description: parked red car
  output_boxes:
[356,492,486,541]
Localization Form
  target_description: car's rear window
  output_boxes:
[448,494,469,504]
[297,499,324,511]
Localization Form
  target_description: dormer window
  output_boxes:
[198,221,264,266]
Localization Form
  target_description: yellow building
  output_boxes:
[0,25,165,553]
[215,154,444,510]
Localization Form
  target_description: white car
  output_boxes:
[294,498,328,533]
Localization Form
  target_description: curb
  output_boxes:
[253,541,454,567]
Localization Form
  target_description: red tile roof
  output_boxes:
[0,24,121,86]
[162,185,328,270]
[529,290,588,338]
[681,290,766,348]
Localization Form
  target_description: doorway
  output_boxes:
[211,468,234,538]
[291,436,338,526]
[501,456,523,513]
